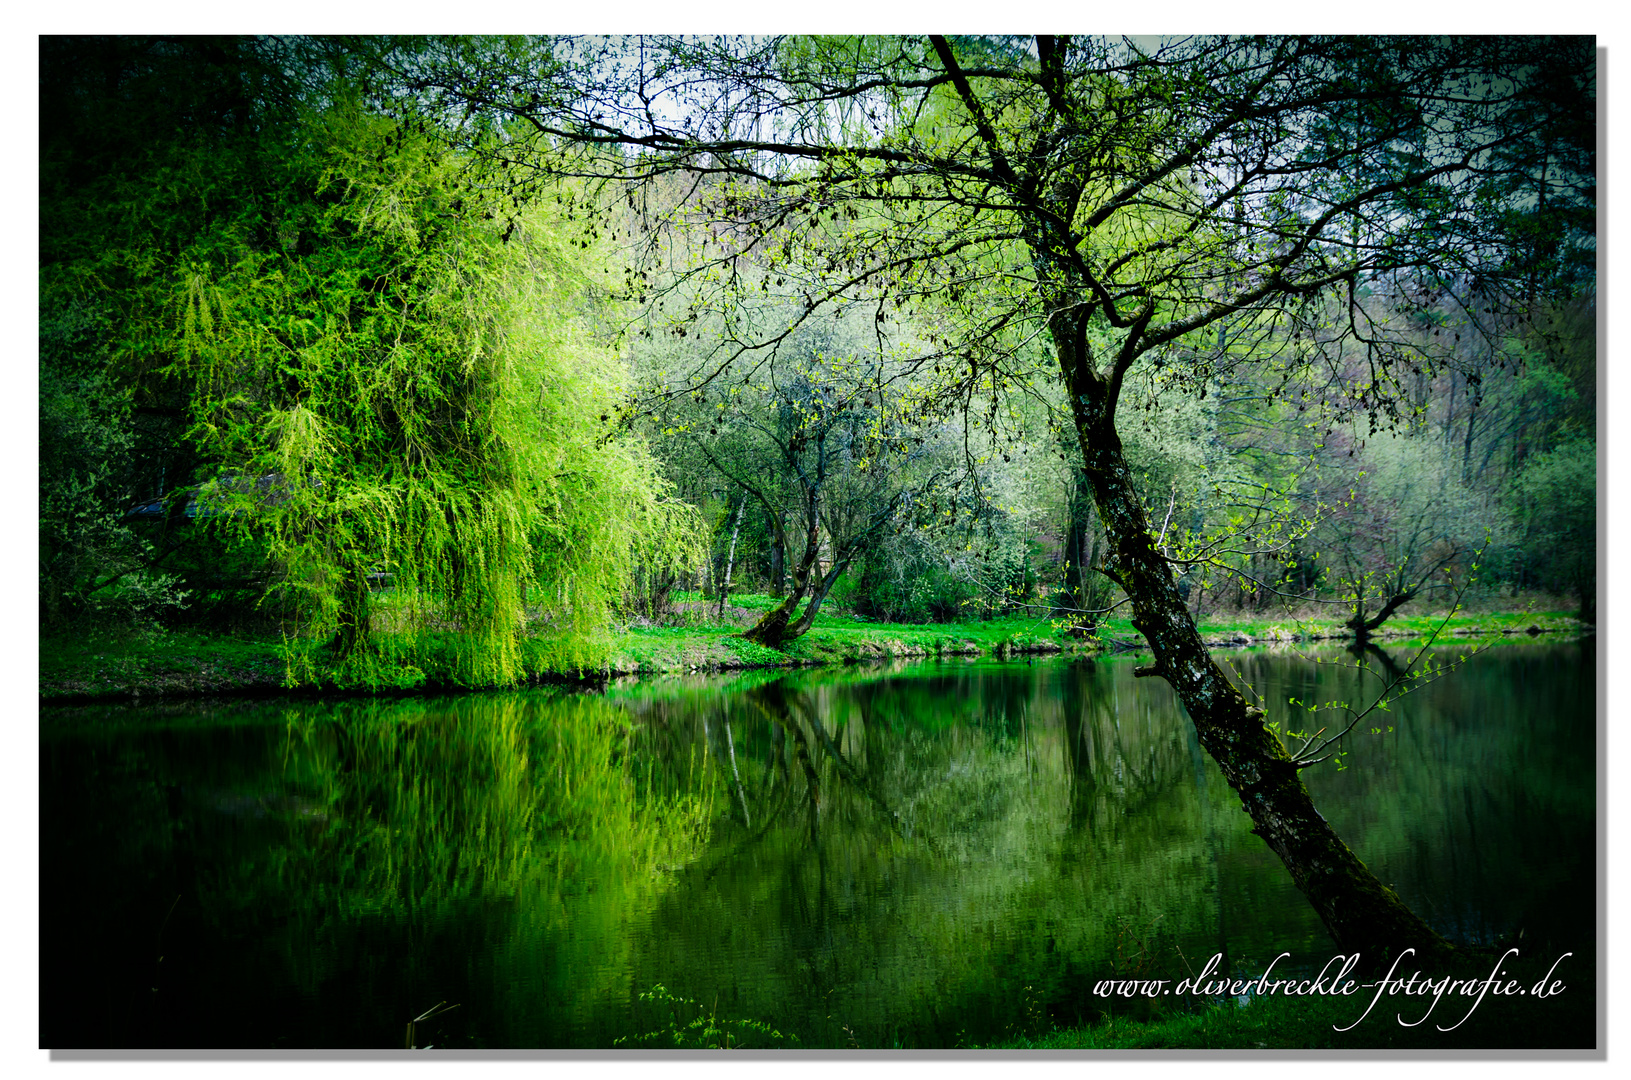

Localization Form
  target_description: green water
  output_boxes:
[39,642,1595,1048]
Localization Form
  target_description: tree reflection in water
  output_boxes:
[40,644,1593,1047]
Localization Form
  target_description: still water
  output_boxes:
[40,642,1594,1048]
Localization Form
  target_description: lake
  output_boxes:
[39,641,1595,1048]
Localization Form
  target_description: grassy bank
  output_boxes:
[603,611,1073,674]
[40,628,290,701]
[1182,608,1587,650]
[39,593,1588,703]
[38,615,1083,703]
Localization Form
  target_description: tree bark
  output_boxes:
[767,510,786,598]
[740,461,901,647]
[330,561,373,660]
[1060,469,1094,632]
[1348,591,1416,646]
[1061,317,1455,966]
[741,492,821,648]
[716,497,745,620]
[741,550,854,648]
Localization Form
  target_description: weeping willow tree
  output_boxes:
[174,102,701,685]
[41,36,699,685]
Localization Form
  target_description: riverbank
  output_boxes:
[39,603,1588,704]
[35,616,1081,703]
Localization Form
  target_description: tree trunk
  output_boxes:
[716,498,745,620]
[741,551,853,648]
[741,603,795,648]
[767,510,786,598]
[786,555,853,638]
[741,472,882,647]
[1060,322,1454,966]
[1058,469,1104,634]
[1348,591,1415,647]
[330,561,373,660]
[1577,572,1596,625]
[742,498,821,648]
[1461,375,1484,483]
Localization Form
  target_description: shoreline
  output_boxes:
[39,610,1589,707]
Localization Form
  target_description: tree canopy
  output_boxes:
[40,36,702,684]
[378,32,1594,959]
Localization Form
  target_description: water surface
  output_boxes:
[39,642,1594,1048]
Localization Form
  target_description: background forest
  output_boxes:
[40,35,1595,687]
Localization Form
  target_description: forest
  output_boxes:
[41,35,1593,669]
[40,35,1596,1007]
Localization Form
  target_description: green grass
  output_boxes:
[602,612,1075,675]
[39,596,1587,701]
[39,627,286,700]
[1083,608,1588,651]
[670,589,786,613]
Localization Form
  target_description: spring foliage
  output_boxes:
[42,43,700,686]
[183,106,701,684]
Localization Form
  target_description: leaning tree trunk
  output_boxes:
[741,550,854,649]
[742,497,822,648]
[1348,590,1415,647]
[767,509,786,598]
[1062,330,1455,967]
